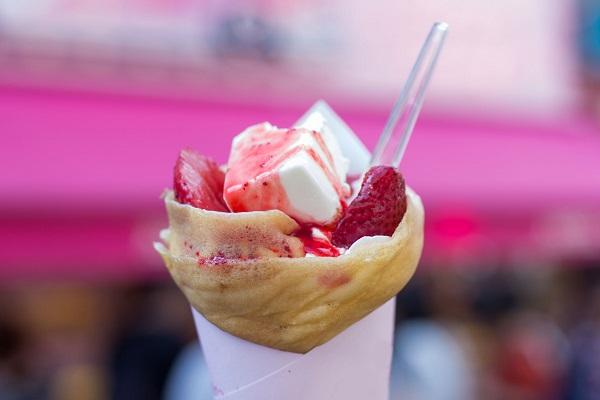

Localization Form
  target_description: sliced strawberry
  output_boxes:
[332,165,407,248]
[174,149,229,212]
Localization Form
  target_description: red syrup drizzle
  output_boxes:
[294,225,340,257]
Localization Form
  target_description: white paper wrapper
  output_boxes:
[193,299,395,399]
[189,101,396,399]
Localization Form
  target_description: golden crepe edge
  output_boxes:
[154,188,424,353]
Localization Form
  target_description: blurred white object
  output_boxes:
[164,343,213,400]
[390,321,475,400]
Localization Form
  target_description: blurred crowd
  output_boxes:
[1,263,600,400]
[392,264,600,400]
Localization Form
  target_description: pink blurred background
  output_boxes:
[1,1,600,399]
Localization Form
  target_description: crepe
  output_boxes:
[155,188,424,354]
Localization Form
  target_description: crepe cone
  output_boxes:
[156,101,422,399]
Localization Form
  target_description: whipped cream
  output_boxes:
[345,235,391,254]
[224,122,350,226]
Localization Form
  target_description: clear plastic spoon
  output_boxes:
[370,22,449,168]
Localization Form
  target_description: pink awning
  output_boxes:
[2,86,600,278]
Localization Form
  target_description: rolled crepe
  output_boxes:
[155,188,424,354]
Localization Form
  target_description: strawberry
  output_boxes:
[332,166,407,248]
[174,149,229,212]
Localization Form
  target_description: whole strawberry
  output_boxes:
[332,166,407,248]
[174,149,229,212]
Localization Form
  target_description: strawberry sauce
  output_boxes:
[294,226,340,257]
